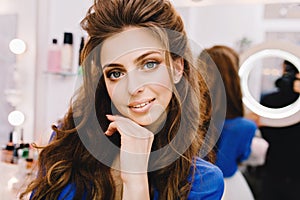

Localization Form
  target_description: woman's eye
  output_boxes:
[107,71,124,79]
[143,61,158,70]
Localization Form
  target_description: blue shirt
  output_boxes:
[31,157,224,199]
[185,157,224,200]
[215,117,256,177]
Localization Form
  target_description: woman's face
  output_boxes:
[100,27,174,126]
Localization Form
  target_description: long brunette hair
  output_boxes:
[21,0,213,199]
[204,45,244,118]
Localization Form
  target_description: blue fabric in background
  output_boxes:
[215,117,256,177]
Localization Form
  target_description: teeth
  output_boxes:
[133,101,150,108]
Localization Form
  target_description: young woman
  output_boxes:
[200,45,256,200]
[20,0,224,199]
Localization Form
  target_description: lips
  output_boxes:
[128,98,155,109]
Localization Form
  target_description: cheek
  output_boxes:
[153,83,173,107]
[105,81,114,100]
[161,87,173,106]
[105,81,127,105]
[152,67,173,90]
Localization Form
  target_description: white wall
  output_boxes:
[177,4,265,53]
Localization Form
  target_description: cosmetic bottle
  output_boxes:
[2,131,15,163]
[61,32,74,73]
[22,143,30,159]
[19,128,25,150]
[13,148,19,164]
[47,38,61,73]
[14,129,25,164]
[25,144,35,175]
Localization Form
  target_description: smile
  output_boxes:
[128,98,155,109]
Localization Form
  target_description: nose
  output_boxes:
[127,70,145,95]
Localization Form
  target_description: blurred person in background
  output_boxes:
[200,45,257,200]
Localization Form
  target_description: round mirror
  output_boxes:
[239,41,300,127]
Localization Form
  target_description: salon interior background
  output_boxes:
[0,0,300,145]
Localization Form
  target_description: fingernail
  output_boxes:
[106,114,113,119]
[105,131,112,136]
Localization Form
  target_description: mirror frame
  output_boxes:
[239,40,300,126]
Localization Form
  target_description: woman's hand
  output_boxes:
[105,114,154,200]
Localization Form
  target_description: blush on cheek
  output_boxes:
[148,103,165,119]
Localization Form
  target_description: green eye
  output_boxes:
[108,71,124,79]
[144,62,157,70]
[112,71,121,78]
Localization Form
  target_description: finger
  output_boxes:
[106,114,154,139]
[106,114,116,121]
[117,118,153,138]
[105,121,118,136]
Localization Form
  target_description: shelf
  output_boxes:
[44,71,78,77]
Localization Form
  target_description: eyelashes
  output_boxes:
[105,69,125,80]
[142,61,159,70]
[104,59,163,81]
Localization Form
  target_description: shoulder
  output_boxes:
[228,117,257,130]
[57,183,87,200]
[241,118,257,129]
[58,183,76,199]
[30,183,77,200]
[188,157,224,199]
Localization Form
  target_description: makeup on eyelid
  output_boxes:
[104,62,162,80]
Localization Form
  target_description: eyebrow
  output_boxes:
[102,50,163,70]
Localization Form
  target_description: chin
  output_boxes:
[137,113,167,133]
[132,116,157,126]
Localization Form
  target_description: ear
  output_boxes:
[173,58,184,84]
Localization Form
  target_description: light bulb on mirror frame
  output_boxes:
[8,110,25,126]
[9,38,27,55]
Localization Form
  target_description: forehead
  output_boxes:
[100,27,165,66]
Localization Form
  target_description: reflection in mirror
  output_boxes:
[0,14,17,144]
[260,59,299,108]
[239,47,300,121]
[247,56,299,108]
